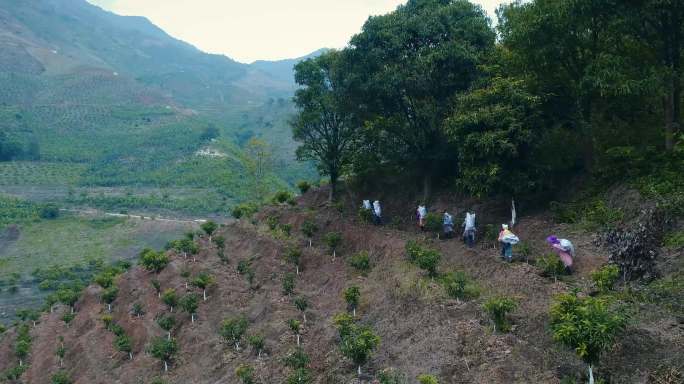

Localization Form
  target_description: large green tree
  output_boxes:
[292,50,358,201]
[347,0,495,199]
[498,0,637,170]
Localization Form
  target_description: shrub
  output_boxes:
[232,203,258,219]
[297,181,311,194]
[235,364,256,384]
[324,232,342,257]
[418,375,439,384]
[247,334,265,357]
[147,337,178,372]
[266,215,279,230]
[405,240,422,262]
[591,264,620,293]
[358,207,374,223]
[349,251,371,274]
[40,204,60,220]
[285,247,302,274]
[423,213,442,235]
[220,316,249,350]
[301,220,318,241]
[161,289,178,311]
[535,254,567,280]
[338,323,380,377]
[286,368,312,384]
[272,191,293,204]
[61,312,75,326]
[441,271,479,300]
[377,369,407,384]
[139,248,169,273]
[483,296,517,332]
[200,221,218,239]
[550,292,627,383]
[344,286,361,315]
[131,303,144,317]
[284,346,310,369]
[282,273,296,296]
[279,223,292,236]
[51,370,72,384]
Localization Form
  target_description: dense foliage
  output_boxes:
[291,0,684,201]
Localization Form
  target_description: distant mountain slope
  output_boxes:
[0,0,318,206]
[251,48,329,87]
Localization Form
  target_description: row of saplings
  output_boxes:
[267,213,627,384]
[404,238,626,384]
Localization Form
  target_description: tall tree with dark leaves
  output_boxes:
[292,50,358,201]
[346,0,495,200]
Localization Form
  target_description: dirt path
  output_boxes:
[59,208,213,224]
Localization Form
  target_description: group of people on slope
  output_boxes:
[362,199,383,225]
[498,224,575,272]
[416,203,477,246]
[360,199,576,273]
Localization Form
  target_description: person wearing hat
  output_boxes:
[547,235,575,273]
[498,224,518,262]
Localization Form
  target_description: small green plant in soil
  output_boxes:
[220,316,249,350]
[247,333,265,358]
[418,374,439,384]
[301,220,318,247]
[51,370,72,384]
[272,190,293,204]
[191,272,215,301]
[358,207,374,223]
[179,293,199,323]
[161,289,178,312]
[483,296,517,332]
[147,337,178,372]
[663,230,684,249]
[297,181,311,194]
[335,319,380,377]
[282,273,296,296]
[294,296,309,322]
[157,314,176,340]
[139,248,169,273]
[441,271,479,301]
[349,250,372,274]
[324,232,342,259]
[550,292,627,384]
[344,286,361,316]
[377,369,407,384]
[536,254,567,281]
[591,264,620,293]
[423,213,442,237]
[288,318,302,346]
[285,246,302,275]
[235,364,256,384]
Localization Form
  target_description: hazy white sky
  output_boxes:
[88,0,508,63]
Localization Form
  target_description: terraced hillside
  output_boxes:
[0,0,318,207]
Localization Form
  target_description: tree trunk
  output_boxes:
[357,365,362,377]
[422,172,432,203]
[296,334,300,346]
[59,358,63,367]
[71,306,74,314]
[128,352,132,360]
[329,172,338,202]
[19,359,22,367]
[203,289,207,301]
[158,292,161,298]
[296,265,299,275]
[308,239,312,248]
[108,304,111,312]
[303,313,307,323]
[191,313,195,324]
[579,97,594,171]
[164,360,168,372]
[333,249,336,260]
[588,365,594,384]
[167,331,171,340]
[258,350,261,359]
[353,308,356,317]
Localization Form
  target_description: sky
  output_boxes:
[87,0,508,63]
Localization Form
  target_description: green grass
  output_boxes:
[0,214,195,279]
